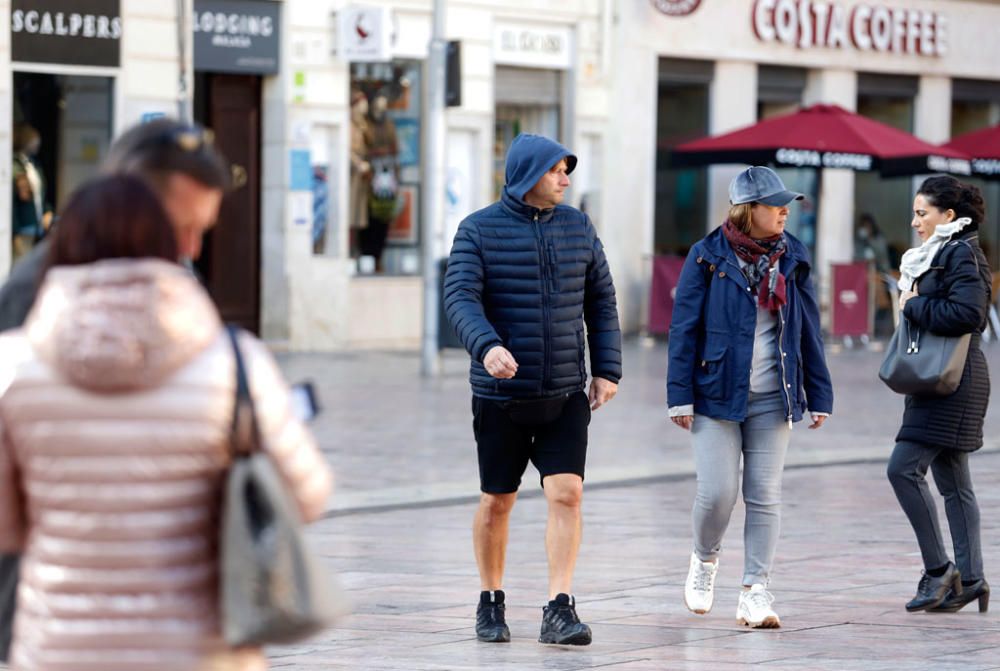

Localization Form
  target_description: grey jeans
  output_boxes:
[691,391,791,586]
[887,441,983,582]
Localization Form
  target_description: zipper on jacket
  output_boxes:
[775,303,793,427]
[534,211,551,391]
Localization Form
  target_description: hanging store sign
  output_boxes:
[337,6,392,62]
[752,0,948,56]
[650,0,703,17]
[11,0,121,67]
[194,0,281,74]
[493,23,572,70]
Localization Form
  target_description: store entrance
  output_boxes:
[11,72,113,262]
[193,73,261,333]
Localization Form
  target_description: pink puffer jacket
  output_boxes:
[0,259,333,671]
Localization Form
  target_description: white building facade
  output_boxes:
[4,1,999,348]
[605,0,1000,332]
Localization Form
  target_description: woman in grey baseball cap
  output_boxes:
[667,166,833,629]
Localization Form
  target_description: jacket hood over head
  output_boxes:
[503,133,577,203]
[25,258,221,393]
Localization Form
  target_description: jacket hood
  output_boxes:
[503,134,577,202]
[26,258,222,393]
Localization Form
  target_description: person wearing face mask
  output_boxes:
[361,89,399,272]
[887,175,992,614]
[668,166,833,630]
[10,124,53,262]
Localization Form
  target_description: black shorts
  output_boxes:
[472,391,591,494]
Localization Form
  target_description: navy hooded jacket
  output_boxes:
[667,226,834,422]
[443,134,622,400]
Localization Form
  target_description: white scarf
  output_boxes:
[898,217,972,292]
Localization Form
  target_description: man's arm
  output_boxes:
[582,216,622,384]
[443,220,502,363]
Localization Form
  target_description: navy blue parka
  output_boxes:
[443,134,622,400]
[667,226,834,423]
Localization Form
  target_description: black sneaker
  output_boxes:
[476,590,510,642]
[539,593,592,645]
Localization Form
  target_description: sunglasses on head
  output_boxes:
[142,125,216,153]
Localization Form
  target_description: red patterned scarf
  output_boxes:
[722,220,787,314]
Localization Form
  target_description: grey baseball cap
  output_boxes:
[729,166,804,206]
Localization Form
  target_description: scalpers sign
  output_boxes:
[753,0,948,56]
[11,0,121,67]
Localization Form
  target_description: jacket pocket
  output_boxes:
[694,342,728,401]
[577,329,587,380]
[547,241,559,293]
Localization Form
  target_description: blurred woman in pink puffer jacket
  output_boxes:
[0,175,333,671]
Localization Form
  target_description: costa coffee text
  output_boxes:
[753,0,947,56]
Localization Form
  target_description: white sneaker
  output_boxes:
[684,552,718,614]
[736,584,781,628]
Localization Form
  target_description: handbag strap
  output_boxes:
[226,326,261,458]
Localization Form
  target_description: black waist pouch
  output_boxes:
[500,393,572,426]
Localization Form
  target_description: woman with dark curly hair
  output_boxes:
[888,175,992,614]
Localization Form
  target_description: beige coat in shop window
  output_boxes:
[0,259,333,671]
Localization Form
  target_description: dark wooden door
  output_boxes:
[196,74,261,333]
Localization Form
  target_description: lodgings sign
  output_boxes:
[753,0,948,56]
[194,0,281,74]
[11,0,121,67]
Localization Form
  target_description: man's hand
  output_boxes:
[899,288,918,311]
[671,415,694,431]
[483,346,518,379]
[588,377,618,411]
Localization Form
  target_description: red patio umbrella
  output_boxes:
[671,104,971,177]
[942,123,1000,179]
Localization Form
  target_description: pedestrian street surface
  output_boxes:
[268,337,1000,670]
[274,453,1000,670]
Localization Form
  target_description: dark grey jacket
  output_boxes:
[0,238,48,331]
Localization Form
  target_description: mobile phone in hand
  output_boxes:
[290,381,320,422]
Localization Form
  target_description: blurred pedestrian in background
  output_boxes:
[0,118,229,331]
[668,166,833,629]
[887,175,992,614]
[0,174,332,670]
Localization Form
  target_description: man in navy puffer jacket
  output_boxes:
[444,134,621,646]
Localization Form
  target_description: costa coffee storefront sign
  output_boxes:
[753,0,947,56]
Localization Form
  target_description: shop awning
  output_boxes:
[671,104,972,177]
[942,123,1000,179]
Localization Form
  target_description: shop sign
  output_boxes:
[11,0,121,67]
[752,0,947,56]
[776,148,873,170]
[494,23,572,70]
[194,0,281,74]
[338,5,392,62]
[650,0,703,17]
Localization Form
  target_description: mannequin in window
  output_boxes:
[11,124,52,262]
[349,88,372,257]
[361,89,400,273]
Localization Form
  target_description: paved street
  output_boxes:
[263,340,1000,670]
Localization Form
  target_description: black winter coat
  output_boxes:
[896,227,992,451]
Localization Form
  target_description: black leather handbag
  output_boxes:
[879,318,970,396]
